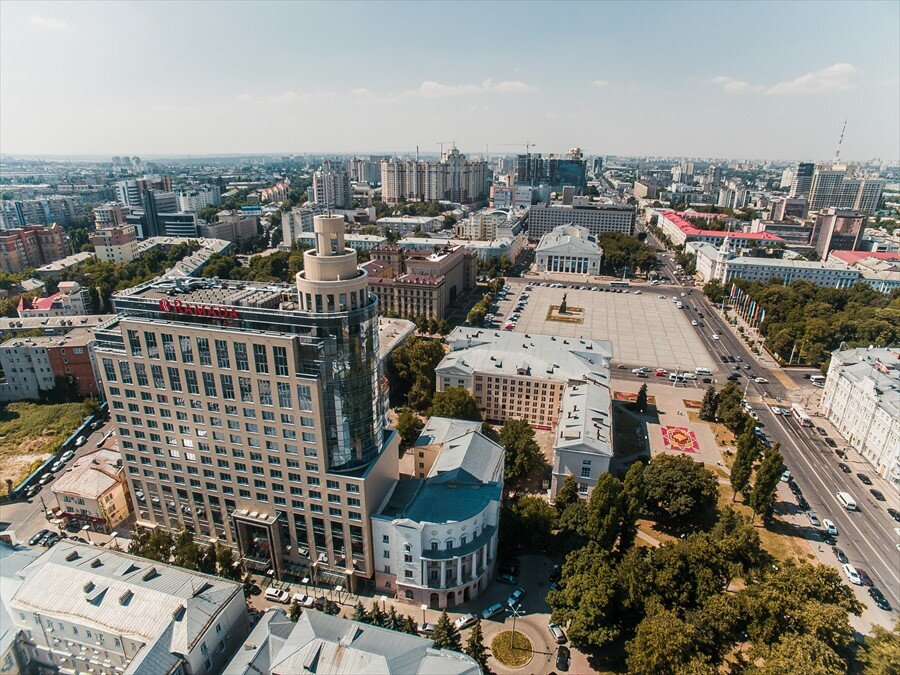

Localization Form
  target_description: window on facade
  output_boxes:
[151,365,165,389]
[102,358,117,382]
[258,380,272,406]
[144,332,159,359]
[220,375,235,400]
[179,335,194,363]
[297,384,312,411]
[168,367,182,392]
[162,334,176,361]
[127,330,142,356]
[215,340,230,369]
[238,377,253,403]
[277,382,292,408]
[253,344,268,373]
[197,338,211,366]
[273,346,289,376]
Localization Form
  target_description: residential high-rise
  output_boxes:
[94,215,399,589]
[312,161,353,209]
[516,149,587,189]
[768,196,808,221]
[807,164,884,213]
[810,207,866,257]
[790,162,815,198]
[381,149,489,205]
[0,224,69,274]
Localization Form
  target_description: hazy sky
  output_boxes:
[1,1,898,160]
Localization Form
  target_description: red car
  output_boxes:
[655,369,667,376]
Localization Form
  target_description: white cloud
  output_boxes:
[765,62,858,95]
[29,15,72,31]
[709,63,859,96]
[592,80,609,88]
[405,78,537,98]
[708,75,765,94]
[350,88,375,97]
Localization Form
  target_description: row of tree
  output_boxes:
[702,278,900,369]
[594,232,661,277]
[701,382,784,520]
[127,528,243,581]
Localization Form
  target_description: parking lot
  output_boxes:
[499,284,717,372]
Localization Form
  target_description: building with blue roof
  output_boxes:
[371,418,504,610]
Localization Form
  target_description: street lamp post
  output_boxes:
[381,595,388,612]
[509,603,524,652]
[82,524,92,545]
[420,603,428,625]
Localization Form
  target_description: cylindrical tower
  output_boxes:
[296,215,382,473]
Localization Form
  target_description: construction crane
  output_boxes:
[495,141,535,154]
[435,140,456,156]
[834,118,847,162]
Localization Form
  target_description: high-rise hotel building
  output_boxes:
[94,215,399,590]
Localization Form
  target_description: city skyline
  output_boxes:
[1,1,898,161]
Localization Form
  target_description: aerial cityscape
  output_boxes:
[0,1,897,674]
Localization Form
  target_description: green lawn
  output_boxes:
[491,630,533,668]
[0,401,94,489]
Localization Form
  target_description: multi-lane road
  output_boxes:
[643,227,900,614]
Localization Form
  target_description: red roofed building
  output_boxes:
[17,281,87,318]
[657,210,784,247]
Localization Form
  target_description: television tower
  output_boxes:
[834,118,847,162]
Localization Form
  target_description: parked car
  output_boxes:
[870,489,886,501]
[806,511,821,527]
[25,485,40,499]
[454,614,477,631]
[887,508,900,522]
[50,461,64,473]
[816,427,827,436]
[60,450,75,462]
[858,569,874,587]
[780,470,792,483]
[264,588,291,604]
[754,377,768,384]
[556,646,571,672]
[824,438,837,448]
[496,569,518,584]
[28,529,50,546]
[838,463,851,473]
[857,473,873,485]
[481,603,505,620]
[43,533,60,547]
[823,519,838,536]
[869,587,892,611]
[38,474,53,486]
[418,622,437,636]
[832,546,848,564]
[506,588,525,608]
[549,621,568,644]
[75,436,87,447]
[842,563,862,585]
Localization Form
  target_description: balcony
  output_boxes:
[420,525,496,561]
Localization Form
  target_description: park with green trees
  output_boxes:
[704,278,899,369]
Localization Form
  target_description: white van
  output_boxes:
[836,492,857,511]
[669,373,685,382]
[695,367,712,376]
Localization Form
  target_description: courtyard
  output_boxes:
[507,285,717,372]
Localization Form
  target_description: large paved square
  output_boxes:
[509,286,716,372]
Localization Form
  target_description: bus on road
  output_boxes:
[809,375,826,387]
[610,280,631,288]
[791,403,812,427]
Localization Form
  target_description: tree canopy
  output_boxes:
[643,454,719,525]
[498,419,544,483]
[429,386,482,422]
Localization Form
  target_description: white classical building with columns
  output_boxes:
[535,224,603,274]
[371,418,503,610]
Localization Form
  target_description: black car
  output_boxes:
[556,646,571,672]
[816,427,827,436]
[789,481,802,496]
[857,473,873,485]
[43,533,60,547]
[887,508,900,522]
[797,496,810,511]
[858,569,874,587]
[824,438,837,448]
[498,559,521,576]
[28,529,50,546]
[720,355,729,363]
[870,489,886,501]
[831,546,848,564]
[838,462,851,473]
[869,587,892,611]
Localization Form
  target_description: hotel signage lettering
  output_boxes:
[158,298,239,319]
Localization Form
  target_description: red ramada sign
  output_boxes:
[158,298,239,319]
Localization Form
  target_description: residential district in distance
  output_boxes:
[0,145,897,675]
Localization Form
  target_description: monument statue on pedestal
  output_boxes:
[559,292,568,314]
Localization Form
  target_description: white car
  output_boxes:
[454,614,477,631]
[691,320,698,326]
[75,436,87,447]
[631,367,648,375]
[842,563,862,585]
[823,519,838,536]
[754,377,769,384]
[682,372,697,380]
[712,334,720,340]
[634,290,641,295]
[60,450,75,462]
